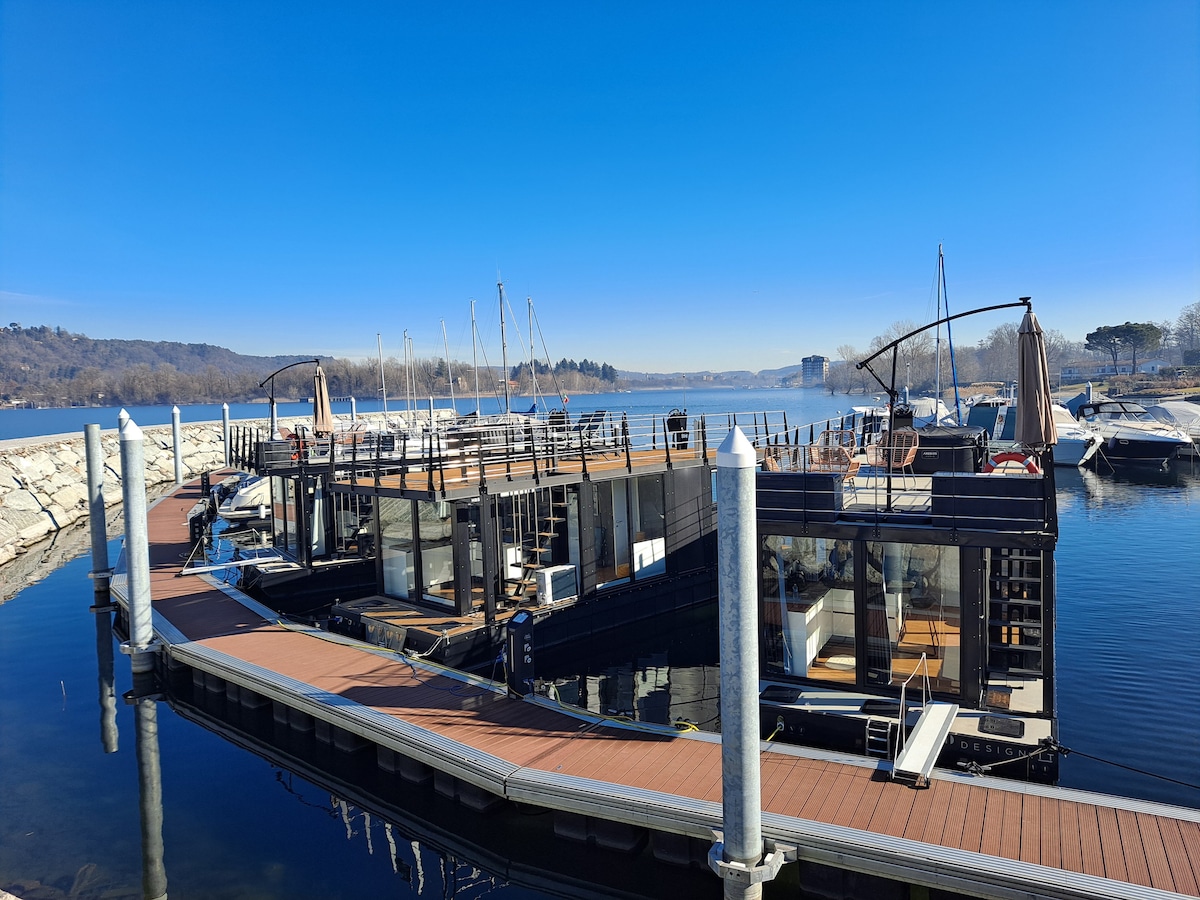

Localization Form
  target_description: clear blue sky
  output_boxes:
[2,2,1197,373]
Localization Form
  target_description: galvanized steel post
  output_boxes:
[119,417,156,675]
[84,423,111,603]
[221,402,231,467]
[270,399,278,438]
[710,426,791,897]
[350,395,357,423]
[171,405,183,484]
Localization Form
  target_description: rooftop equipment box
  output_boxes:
[913,425,988,474]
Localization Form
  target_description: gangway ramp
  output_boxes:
[893,701,959,786]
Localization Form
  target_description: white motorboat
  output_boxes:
[1050,404,1101,467]
[217,475,272,521]
[1074,399,1191,464]
[1146,400,1200,458]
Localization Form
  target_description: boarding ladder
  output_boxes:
[891,653,959,786]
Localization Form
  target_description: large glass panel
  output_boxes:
[592,481,630,587]
[417,500,455,605]
[271,476,300,559]
[631,474,666,578]
[329,492,373,557]
[864,541,960,692]
[760,535,857,682]
[379,497,414,599]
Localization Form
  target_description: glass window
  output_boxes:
[760,534,857,682]
[592,481,630,586]
[631,474,666,578]
[379,497,414,599]
[864,541,960,692]
[271,476,300,559]
[417,500,455,605]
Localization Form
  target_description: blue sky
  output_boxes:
[1,2,1196,373]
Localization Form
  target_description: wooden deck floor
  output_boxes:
[128,478,1200,899]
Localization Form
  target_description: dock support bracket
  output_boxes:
[708,831,796,888]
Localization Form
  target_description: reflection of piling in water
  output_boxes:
[134,695,168,900]
[85,423,111,604]
[94,608,118,754]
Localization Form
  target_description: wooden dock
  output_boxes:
[110,477,1200,900]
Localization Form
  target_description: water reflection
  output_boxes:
[133,690,168,900]
[169,682,721,899]
[94,607,118,755]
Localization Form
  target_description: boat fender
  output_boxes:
[982,452,1040,474]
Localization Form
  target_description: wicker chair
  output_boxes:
[865,428,919,489]
[811,430,861,494]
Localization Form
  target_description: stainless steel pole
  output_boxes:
[221,403,231,467]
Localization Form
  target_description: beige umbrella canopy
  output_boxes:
[313,364,334,436]
[1016,309,1057,450]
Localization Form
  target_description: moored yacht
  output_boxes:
[1074,399,1190,464]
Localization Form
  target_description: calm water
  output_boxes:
[2,389,1198,898]
[0,387,868,441]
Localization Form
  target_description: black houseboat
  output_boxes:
[756,301,1061,783]
[222,409,764,671]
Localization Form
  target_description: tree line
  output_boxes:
[0,324,620,408]
[823,300,1200,396]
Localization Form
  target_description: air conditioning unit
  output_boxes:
[536,564,578,606]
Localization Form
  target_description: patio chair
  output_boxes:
[865,429,919,490]
[812,430,861,494]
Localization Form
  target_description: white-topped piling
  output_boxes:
[84,423,110,602]
[119,416,156,674]
[221,403,231,467]
[118,407,130,430]
[269,399,278,438]
[171,405,183,484]
[711,426,771,898]
[350,396,357,423]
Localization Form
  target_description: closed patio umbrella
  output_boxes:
[1016,309,1057,450]
[313,364,334,436]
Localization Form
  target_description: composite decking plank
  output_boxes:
[1096,806,1128,883]
[1056,800,1084,875]
[960,787,988,854]
[1019,792,1043,864]
[1177,821,1200,892]
[902,780,944,842]
[934,782,972,848]
[1157,819,1198,897]
[881,784,920,839]
[796,763,843,821]
[815,769,863,828]
[864,778,905,835]
[1116,808,1152,888]
[764,761,824,818]
[975,789,1003,857]
[1135,812,1176,893]
[826,769,874,829]
[846,773,890,831]
[998,791,1024,861]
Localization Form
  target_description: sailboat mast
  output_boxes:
[498,280,510,415]
[935,243,943,409]
[376,333,388,418]
[440,318,456,411]
[528,296,539,411]
[470,299,481,415]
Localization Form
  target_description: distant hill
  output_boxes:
[0,325,323,406]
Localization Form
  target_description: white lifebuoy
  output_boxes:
[983,451,1040,474]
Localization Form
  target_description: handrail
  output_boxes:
[896,652,930,758]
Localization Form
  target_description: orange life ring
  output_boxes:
[983,451,1040,474]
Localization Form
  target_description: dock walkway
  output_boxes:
[112,477,1200,900]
